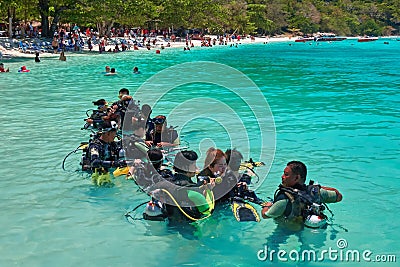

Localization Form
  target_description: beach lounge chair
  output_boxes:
[18,41,27,53]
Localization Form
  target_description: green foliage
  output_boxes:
[0,0,399,36]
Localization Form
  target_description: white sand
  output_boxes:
[0,36,292,59]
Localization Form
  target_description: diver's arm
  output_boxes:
[261,199,288,219]
[172,137,180,146]
[91,154,114,168]
[90,145,120,168]
[320,187,343,203]
[157,141,178,148]
[158,130,180,147]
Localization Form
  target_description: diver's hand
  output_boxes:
[145,141,153,147]
[261,202,273,219]
[237,182,248,190]
[157,142,173,147]
[321,186,343,202]
[209,178,216,187]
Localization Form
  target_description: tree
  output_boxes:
[247,2,273,35]
[2,0,400,38]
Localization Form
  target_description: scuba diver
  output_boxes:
[141,150,215,222]
[145,115,180,148]
[85,120,126,186]
[223,149,265,204]
[143,148,174,182]
[261,161,343,230]
[218,148,266,222]
[123,114,150,162]
[111,88,140,127]
[140,104,154,141]
[83,99,109,130]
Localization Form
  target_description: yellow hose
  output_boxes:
[160,188,214,222]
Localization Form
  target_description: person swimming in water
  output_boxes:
[35,52,40,63]
[0,63,9,72]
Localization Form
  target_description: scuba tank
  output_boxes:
[143,199,167,221]
[274,180,328,228]
[304,181,328,228]
[79,142,91,171]
[304,214,327,228]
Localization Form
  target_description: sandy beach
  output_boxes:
[0,35,291,60]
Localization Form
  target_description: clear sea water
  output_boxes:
[1,38,399,266]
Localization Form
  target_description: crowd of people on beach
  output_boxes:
[1,22,253,60]
[74,86,343,229]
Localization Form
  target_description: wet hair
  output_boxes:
[287,161,307,182]
[119,88,129,95]
[204,147,226,169]
[100,120,118,133]
[147,148,163,170]
[173,150,198,174]
[225,148,243,172]
[141,104,152,118]
[110,68,116,73]
[93,99,107,106]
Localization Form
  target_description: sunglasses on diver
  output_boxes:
[153,117,166,124]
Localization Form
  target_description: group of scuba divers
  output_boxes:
[73,88,343,230]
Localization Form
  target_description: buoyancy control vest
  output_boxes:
[273,181,326,223]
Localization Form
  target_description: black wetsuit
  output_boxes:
[88,138,120,172]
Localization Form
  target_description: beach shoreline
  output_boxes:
[1,35,399,61]
[0,36,289,60]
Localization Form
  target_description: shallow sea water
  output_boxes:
[0,38,399,266]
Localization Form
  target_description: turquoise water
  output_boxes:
[1,39,399,266]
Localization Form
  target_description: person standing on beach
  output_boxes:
[88,38,93,52]
[52,37,59,53]
[99,37,106,53]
